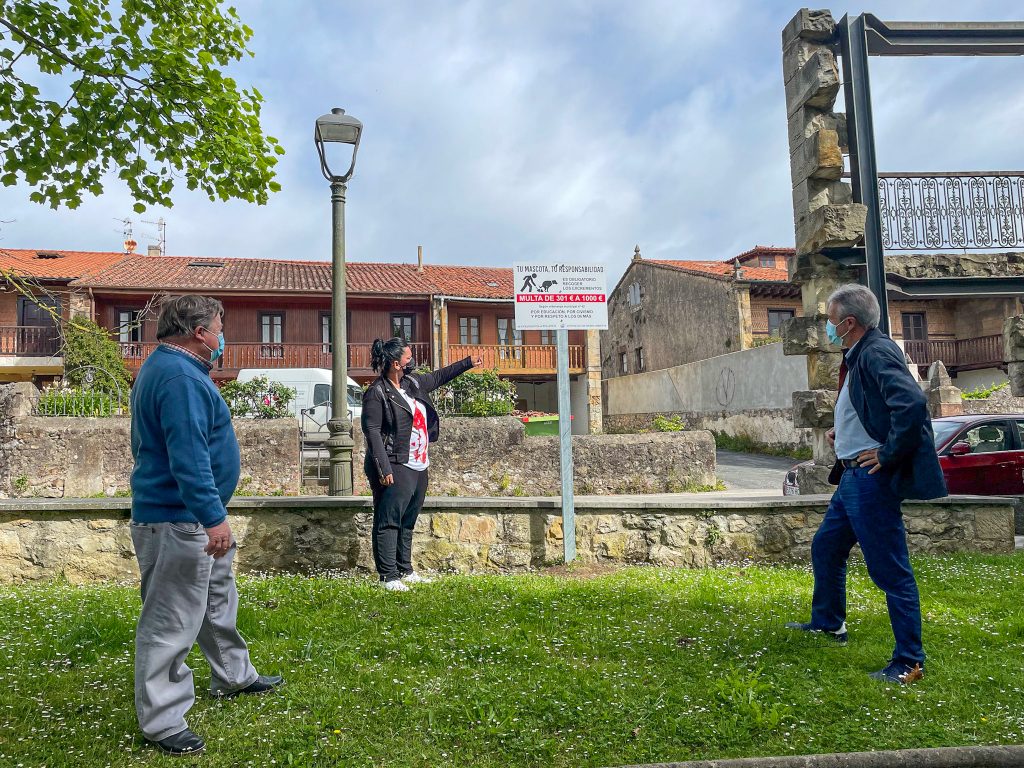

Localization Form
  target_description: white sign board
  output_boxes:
[513,263,608,330]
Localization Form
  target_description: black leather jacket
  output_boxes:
[361,357,474,478]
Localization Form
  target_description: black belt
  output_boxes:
[841,459,861,469]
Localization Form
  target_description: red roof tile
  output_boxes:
[0,248,129,281]
[423,264,513,298]
[68,254,518,299]
[650,259,790,283]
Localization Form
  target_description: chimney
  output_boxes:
[632,244,642,261]
[733,258,743,279]
[147,244,161,258]
[417,245,424,274]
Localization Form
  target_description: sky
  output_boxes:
[1,0,1023,287]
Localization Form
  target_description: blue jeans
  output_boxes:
[810,466,925,668]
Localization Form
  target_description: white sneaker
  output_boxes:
[383,579,410,592]
[401,572,433,585]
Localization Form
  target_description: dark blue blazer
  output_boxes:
[827,328,948,500]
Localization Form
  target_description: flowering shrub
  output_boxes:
[219,376,295,418]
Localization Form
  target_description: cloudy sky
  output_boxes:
[2,1,1023,286]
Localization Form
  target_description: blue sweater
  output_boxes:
[130,345,240,527]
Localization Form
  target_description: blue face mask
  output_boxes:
[201,329,225,362]
[825,319,847,347]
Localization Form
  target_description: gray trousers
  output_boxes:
[131,521,259,741]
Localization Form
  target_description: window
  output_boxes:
[901,312,928,341]
[321,313,331,353]
[459,316,480,345]
[313,383,331,407]
[759,254,774,267]
[620,352,628,374]
[767,309,795,337]
[117,308,143,359]
[497,318,522,362]
[391,313,414,342]
[259,313,284,359]
[635,347,644,372]
[627,281,642,308]
[540,330,555,346]
[957,421,1012,454]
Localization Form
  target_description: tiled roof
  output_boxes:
[423,264,513,298]
[0,248,129,280]
[68,253,517,298]
[734,245,795,265]
[650,260,790,283]
[71,255,440,294]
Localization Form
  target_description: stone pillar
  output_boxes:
[585,328,603,434]
[781,8,864,494]
[1005,315,1024,396]
[67,289,92,321]
[926,361,963,418]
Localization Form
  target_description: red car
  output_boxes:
[783,414,1024,496]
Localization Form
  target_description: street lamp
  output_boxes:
[314,107,363,495]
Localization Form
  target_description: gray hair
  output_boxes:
[156,295,224,340]
[827,283,880,330]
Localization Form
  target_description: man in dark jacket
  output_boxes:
[786,284,946,685]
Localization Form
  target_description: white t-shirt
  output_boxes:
[399,389,429,471]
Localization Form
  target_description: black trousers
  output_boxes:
[365,458,428,582]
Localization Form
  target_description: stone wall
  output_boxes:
[0,382,301,497]
[604,408,811,450]
[962,385,1024,416]
[388,418,718,496]
[0,494,1013,583]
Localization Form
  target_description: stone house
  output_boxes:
[0,246,602,431]
[603,244,1018,390]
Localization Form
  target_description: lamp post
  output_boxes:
[314,107,363,495]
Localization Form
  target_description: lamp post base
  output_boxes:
[326,416,354,496]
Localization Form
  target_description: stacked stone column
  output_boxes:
[1005,315,1024,396]
[781,9,866,493]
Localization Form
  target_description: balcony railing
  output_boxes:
[878,172,1024,251]
[903,334,1004,372]
[448,344,584,372]
[121,341,432,373]
[0,326,61,357]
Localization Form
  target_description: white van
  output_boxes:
[235,368,363,440]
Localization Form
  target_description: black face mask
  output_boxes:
[403,358,416,375]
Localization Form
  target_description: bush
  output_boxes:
[219,376,295,418]
[652,414,686,432]
[961,380,1009,400]
[750,336,781,348]
[435,368,517,417]
[61,318,133,396]
[37,387,122,417]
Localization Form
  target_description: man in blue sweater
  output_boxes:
[130,295,282,756]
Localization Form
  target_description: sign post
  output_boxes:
[513,262,607,563]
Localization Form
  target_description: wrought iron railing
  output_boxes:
[877,172,1024,250]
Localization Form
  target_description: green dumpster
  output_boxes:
[521,414,571,436]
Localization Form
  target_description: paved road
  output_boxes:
[716,449,797,493]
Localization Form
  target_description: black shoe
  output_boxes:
[223,674,284,697]
[784,621,848,644]
[869,662,924,685]
[148,728,205,756]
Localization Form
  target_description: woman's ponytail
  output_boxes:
[370,337,406,374]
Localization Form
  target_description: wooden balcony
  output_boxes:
[448,344,584,375]
[903,335,1004,373]
[121,341,432,379]
[0,326,63,378]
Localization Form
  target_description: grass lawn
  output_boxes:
[1,554,1022,767]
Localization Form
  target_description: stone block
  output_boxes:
[796,204,867,255]
[790,129,843,185]
[792,389,836,429]
[782,8,836,46]
[785,49,840,116]
[788,107,847,153]
[1004,315,1024,363]
[973,508,1013,543]
[788,250,856,286]
[781,315,837,355]
[1009,361,1024,398]
[806,352,842,389]
[811,429,836,465]
[792,178,852,218]
[796,462,834,494]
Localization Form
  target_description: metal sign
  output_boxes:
[513,263,608,330]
